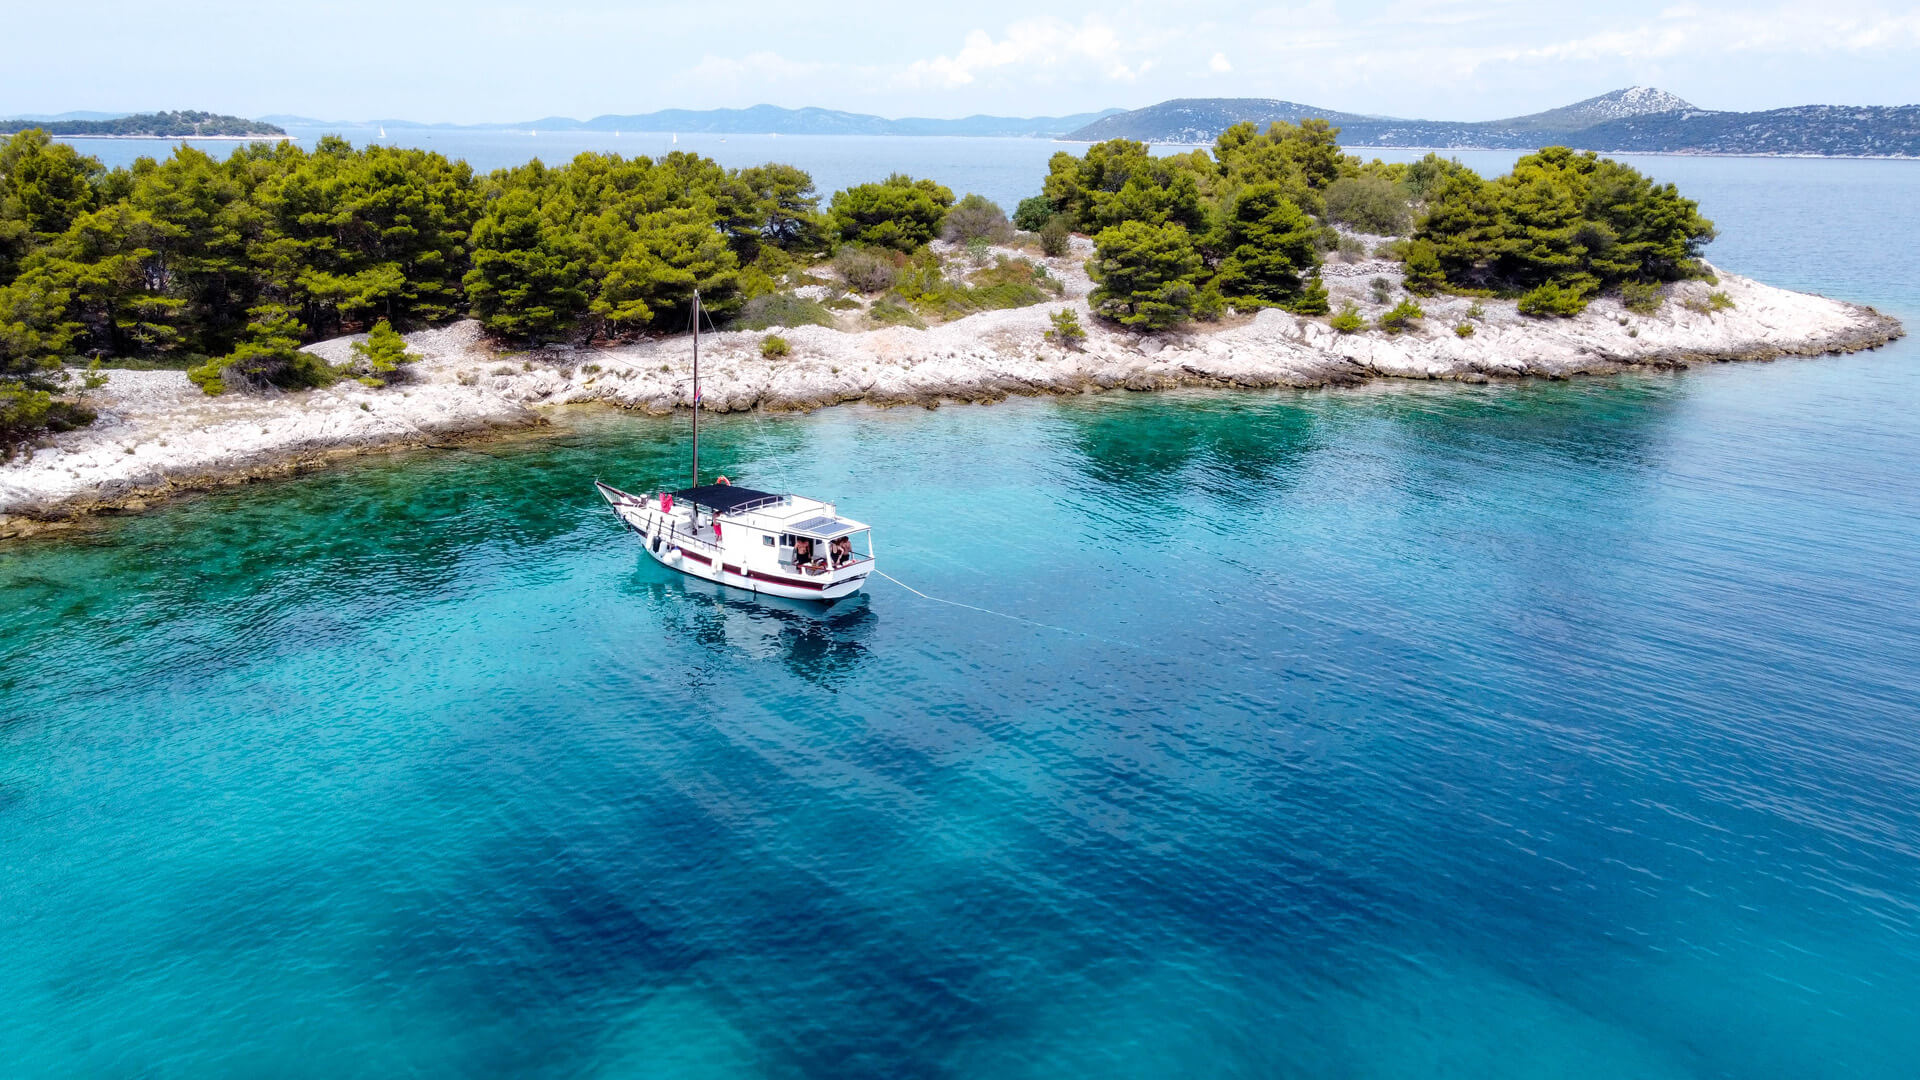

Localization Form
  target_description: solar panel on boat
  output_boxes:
[789,515,856,537]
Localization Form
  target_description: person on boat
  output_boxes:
[793,537,827,573]
[831,536,852,567]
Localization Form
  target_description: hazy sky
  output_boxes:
[7,1,1919,122]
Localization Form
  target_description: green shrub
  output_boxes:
[827,173,956,251]
[1286,276,1331,316]
[1466,301,1486,320]
[1088,220,1204,330]
[1324,175,1412,235]
[1681,291,1734,314]
[1336,234,1367,263]
[345,319,417,387]
[1401,239,1444,295]
[760,334,791,358]
[733,293,838,330]
[834,246,898,294]
[1517,278,1595,318]
[966,236,992,265]
[1376,299,1424,334]
[890,253,1058,319]
[1013,195,1055,232]
[1413,146,1716,296]
[1330,303,1364,333]
[1369,277,1394,304]
[1619,280,1665,314]
[1213,183,1325,312]
[867,301,925,329]
[1047,308,1086,348]
[1039,216,1071,258]
[1454,322,1475,338]
[943,193,1013,245]
[190,304,335,395]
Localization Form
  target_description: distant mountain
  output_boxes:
[1,110,131,123]
[1067,98,1384,143]
[1565,105,1920,156]
[1,111,283,137]
[257,114,333,127]
[525,104,1125,137]
[1066,87,1920,157]
[1491,86,1694,131]
[267,105,1125,138]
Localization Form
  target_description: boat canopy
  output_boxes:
[671,483,785,514]
[787,515,863,540]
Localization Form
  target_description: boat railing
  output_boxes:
[661,519,720,553]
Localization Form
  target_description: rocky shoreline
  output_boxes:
[0,252,1902,539]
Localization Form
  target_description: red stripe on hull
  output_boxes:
[747,569,826,591]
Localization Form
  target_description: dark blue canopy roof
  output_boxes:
[671,484,784,514]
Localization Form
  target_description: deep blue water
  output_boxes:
[4,151,1917,1076]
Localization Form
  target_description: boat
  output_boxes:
[595,293,876,603]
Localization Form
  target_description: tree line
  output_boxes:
[2,124,1717,450]
[0,130,960,445]
[1030,122,1715,329]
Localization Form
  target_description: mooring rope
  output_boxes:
[872,569,1140,649]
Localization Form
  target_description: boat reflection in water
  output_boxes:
[626,571,878,688]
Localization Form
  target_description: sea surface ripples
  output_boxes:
[3,155,1918,1078]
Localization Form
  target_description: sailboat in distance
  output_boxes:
[594,292,875,602]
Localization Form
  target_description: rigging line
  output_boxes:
[871,570,1143,650]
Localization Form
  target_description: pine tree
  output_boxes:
[346,318,415,386]
[1212,183,1322,311]
[1088,220,1203,330]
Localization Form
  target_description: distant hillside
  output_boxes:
[1066,87,1920,157]
[0,110,131,123]
[1567,105,1920,156]
[0,111,283,137]
[533,104,1121,135]
[1067,98,1385,143]
[266,105,1124,138]
[524,104,1126,138]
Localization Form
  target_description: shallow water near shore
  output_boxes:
[4,157,1917,1076]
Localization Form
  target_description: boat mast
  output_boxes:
[691,289,700,490]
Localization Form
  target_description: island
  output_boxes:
[0,110,285,138]
[1068,87,1920,158]
[0,123,1902,536]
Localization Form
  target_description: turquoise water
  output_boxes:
[4,158,1918,1076]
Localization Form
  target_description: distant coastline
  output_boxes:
[51,133,293,141]
[1068,89,1920,159]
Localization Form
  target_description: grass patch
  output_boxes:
[867,302,925,329]
[732,293,838,331]
[1376,299,1424,334]
[1330,303,1364,334]
[889,252,1062,320]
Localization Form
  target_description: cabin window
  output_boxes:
[779,535,794,547]
[762,535,775,546]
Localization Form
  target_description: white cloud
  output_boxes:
[900,16,1155,88]
[689,51,830,85]
[1210,52,1233,72]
